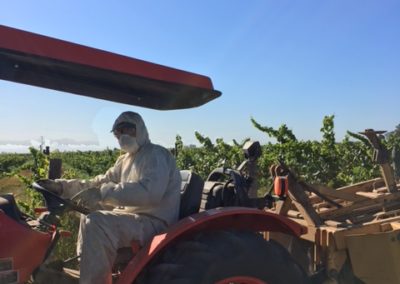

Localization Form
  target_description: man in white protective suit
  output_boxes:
[38,111,181,284]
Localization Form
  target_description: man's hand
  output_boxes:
[100,182,116,199]
[73,188,103,212]
[37,179,63,195]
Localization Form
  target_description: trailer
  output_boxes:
[268,129,400,283]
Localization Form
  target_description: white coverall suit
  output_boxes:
[56,112,181,284]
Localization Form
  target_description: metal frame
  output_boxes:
[0,25,221,110]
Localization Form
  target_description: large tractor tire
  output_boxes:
[137,230,309,284]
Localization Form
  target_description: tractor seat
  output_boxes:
[0,194,25,223]
[179,170,204,219]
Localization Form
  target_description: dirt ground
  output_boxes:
[0,171,30,198]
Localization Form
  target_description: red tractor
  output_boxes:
[0,25,308,284]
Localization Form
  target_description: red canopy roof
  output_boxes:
[0,25,221,110]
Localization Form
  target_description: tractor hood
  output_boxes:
[0,25,221,110]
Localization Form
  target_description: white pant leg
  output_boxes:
[78,211,166,284]
[77,214,85,257]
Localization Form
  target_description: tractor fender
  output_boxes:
[0,211,53,283]
[116,207,306,284]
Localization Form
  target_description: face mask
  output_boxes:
[118,134,140,153]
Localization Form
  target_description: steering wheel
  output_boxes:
[32,182,90,215]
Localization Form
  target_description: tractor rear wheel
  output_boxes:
[137,230,309,284]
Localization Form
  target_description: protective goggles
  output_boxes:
[111,122,136,137]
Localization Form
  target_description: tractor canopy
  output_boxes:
[0,25,221,110]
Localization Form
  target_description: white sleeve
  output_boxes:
[57,155,124,199]
[102,152,170,207]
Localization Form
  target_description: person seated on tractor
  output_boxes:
[38,111,181,284]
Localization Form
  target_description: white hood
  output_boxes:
[111,111,150,148]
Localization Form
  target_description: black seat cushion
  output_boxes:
[179,170,204,219]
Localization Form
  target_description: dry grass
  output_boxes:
[0,170,31,199]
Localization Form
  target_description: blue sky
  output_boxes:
[1,1,399,152]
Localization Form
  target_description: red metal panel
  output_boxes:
[0,25,212,89]
[0,25,221,110]
[0,212,52,283]
[116,207,306,284]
